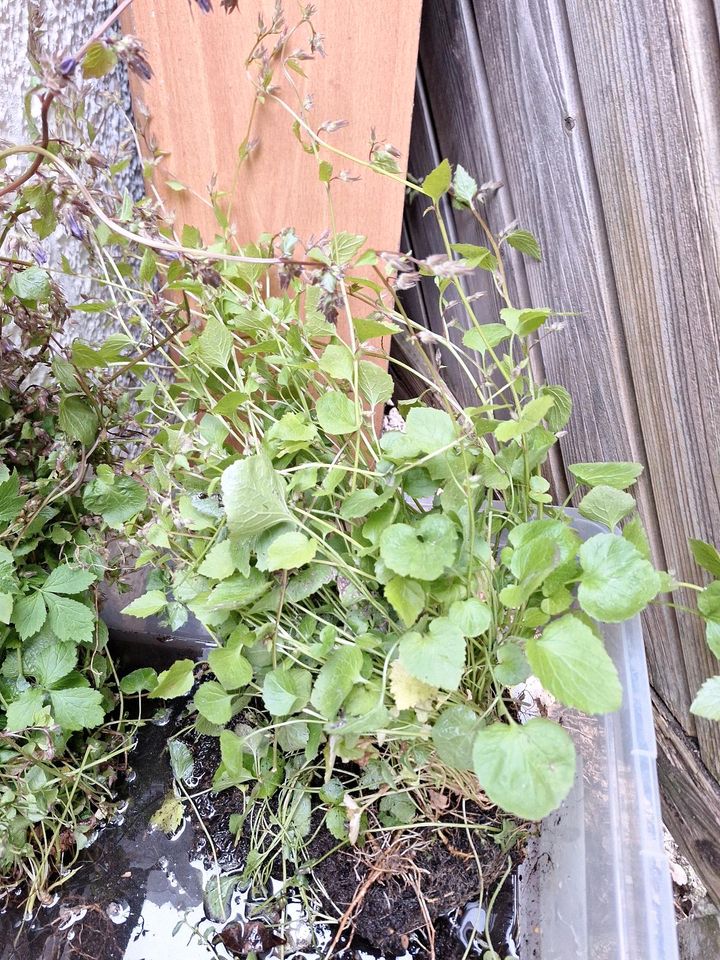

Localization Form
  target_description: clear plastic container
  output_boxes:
[518,516,679,960]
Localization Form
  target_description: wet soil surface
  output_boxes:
[0,708,520,960]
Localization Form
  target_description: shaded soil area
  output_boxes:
[0,709,520,960]
[184,728,516,956]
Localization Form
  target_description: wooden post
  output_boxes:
[123,0,421,351]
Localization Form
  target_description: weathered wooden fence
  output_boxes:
[401,0,720,898]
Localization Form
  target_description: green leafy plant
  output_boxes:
[0,282,148,909]
[3,0,719,936]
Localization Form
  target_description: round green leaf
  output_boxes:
[448,598,492,637]
[578,534,660,622]
[399,618,466,691]
[431,704,481,770]
[120,667,158,695]
[379,514,458,581]
[315,390,360,435]
[472,718,576,820]
[208,646,252,691]
[193,681,235,725]
[578,486,636,530]
[526,614,622,714]
[266,531,317,571]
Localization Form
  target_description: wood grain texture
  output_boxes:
[565,0,720,771]
[123,0,420,259]
[409,0,692,722]
[654,692,720,906]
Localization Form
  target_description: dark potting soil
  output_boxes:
[0,709,520,960]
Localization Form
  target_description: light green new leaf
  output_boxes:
[58,396,98,447]
[569,461,643,490]
[42,564,96,595]
[194,682,235,725]
[208,646,252,691]
[495,396,554,442]
[358,361,394,407]
[451,164,478,206]
[46,594,95,643]
[196,315,233,369]
[5,688,46,732]
[198,540,236,580]
[148,659,195,699]
[315,390,360,435]
[473,718,575,820]
[310,646,363,719]
[27,642,77,688]
[422,159,452,202]
[12,592,47,640]
[50,686,105,732]
[448,598,492,637]
[266,412,317,455]
[380,514,458,582]
[221,452,288,539]
[462,324,510,353]
[352,315,400,341]
[505,229,542,261]
[83,475,147,529]
[319,343,354,382]
[526,614,622,714]
[690,677,720,720]
[689,539,720,580]
[82,40,118,78]
[404,407,457,453]
[500,307,550,337]
[263,667,312,717]
[450,243,497,272]
[431,704,481,770]
[539,385,572,431]
[399,617,466,691]
[339,488,387,521]
[203,569,270,610]
[578,485,636,530]
[266,532,317,571]
[219,730,249,778]
[384,577,425,627]
[120,667,158,695]
[121,590,167,618]
[578,534,660,622]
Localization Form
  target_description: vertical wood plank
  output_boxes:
[407,0,692,724]
[125,0,420,245]
[565,0,720,772]
[123,0,421,350]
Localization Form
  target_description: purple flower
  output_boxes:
[64,210,85,241]
[59,57,78,77]
[31,245,48,266]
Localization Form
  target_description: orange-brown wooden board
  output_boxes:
[123,0,421,350]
